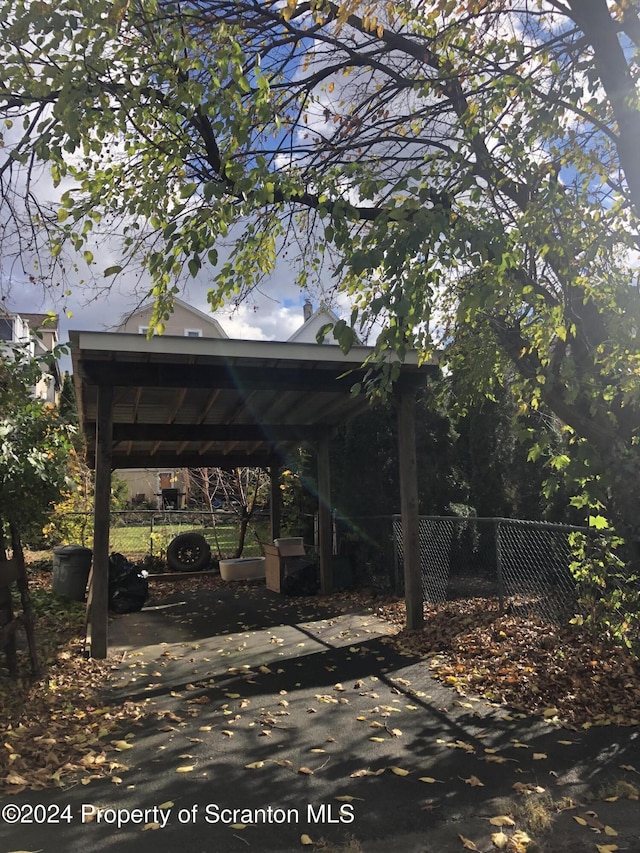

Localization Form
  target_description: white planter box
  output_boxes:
[219,556,266,581]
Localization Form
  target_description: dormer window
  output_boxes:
[138,325,151,335]
[185,329,202,337]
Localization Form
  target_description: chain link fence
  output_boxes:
[49,510,270,564]
[392,515,588,624]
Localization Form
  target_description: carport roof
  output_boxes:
[69,330,437,469]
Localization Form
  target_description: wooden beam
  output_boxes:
[167,387,188,424]
[195,389,221,424]
[81,359,432,394]
[88,384,113,659]
[81,361,372,393]
[317,434,333,595]
[107,452,275,469]
[108,423,330,442]
[397,391,423,630]
[269,464,282,542]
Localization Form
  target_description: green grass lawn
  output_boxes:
[109,520,268,560]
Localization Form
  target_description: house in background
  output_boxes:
[113,297,351,508]
[116,296,228,339]
[287,299,347,345]
[0,306,61,404]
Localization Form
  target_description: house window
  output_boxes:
[138,325,151,335]
[0,318,14,341]
[185,329,202,337]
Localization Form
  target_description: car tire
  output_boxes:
[166,532,211,572]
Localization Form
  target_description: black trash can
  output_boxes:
[52,545,93,601]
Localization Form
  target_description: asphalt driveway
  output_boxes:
[2,581,639,852]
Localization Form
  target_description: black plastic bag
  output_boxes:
[281,557,319,596]
[108,552,149,614]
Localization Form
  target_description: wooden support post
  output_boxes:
[269,463,282,543]
[317,434,333,595]
[397,391,423,630]
[88,384,113,659]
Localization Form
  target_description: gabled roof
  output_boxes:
[287,304,361,345]
[117,296,228,338]
[20,312,59,331]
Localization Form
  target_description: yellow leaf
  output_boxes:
[298,766,314,775]
[596,845,619,853]
[175,765,195,773]
[369,737,385,743]
[245,761,265,769]
[142,822,160,831]
[301,834,314,845]
[532,753,547,760]
[491,830,509,849]
[463,775,485,787]
[604,826,618,836]
[489,815,516,827]
[419,777,440,783]
[5,773,29,786]
[158,801,174,809]
[573,816,588,826]
[389,766,410,776]
[458,835,479,851]
[231,823,247,829]
[221,730,234,737]
[112,740,134,751]
[334,795,364,802]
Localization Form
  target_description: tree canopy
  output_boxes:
[1,0,640,546]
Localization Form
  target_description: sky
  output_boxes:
[0,228,345,370]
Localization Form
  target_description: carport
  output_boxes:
[69,331,437,658]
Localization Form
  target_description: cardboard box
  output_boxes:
[263,543,283,592]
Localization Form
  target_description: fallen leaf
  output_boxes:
[175,765,195,773]
[489,815,516,827]
[596,845,619,853]
[458,835,479,851]
[532,753,547,760]
[389,766,410,776]
[245,761,265,769]
[298,767,314,775]
[463,775,485,787]
[301,835,314,846]
[491,830,509,849]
